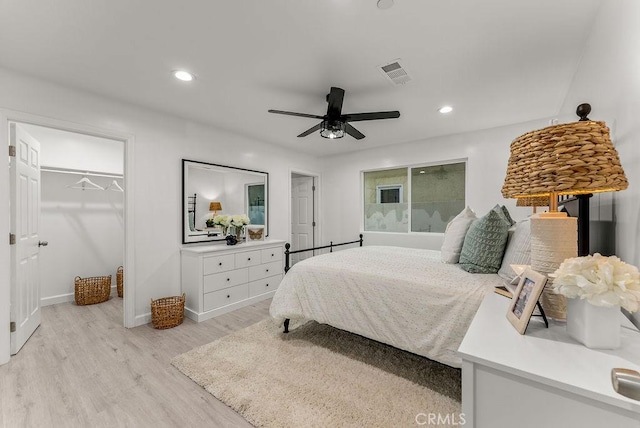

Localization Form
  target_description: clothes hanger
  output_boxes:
[67,176,105,190]
[105,179,124,192]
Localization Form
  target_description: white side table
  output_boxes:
[458,292,640,428]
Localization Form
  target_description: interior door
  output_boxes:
[10,123,42,355]
[291,175,315,265]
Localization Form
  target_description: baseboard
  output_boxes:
[41,285,118,307]
[134,312,152,327]
[41,292,74,307]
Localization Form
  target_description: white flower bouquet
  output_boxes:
[550,253,640,312]
[230,214,250,228]
[212,214,231,228]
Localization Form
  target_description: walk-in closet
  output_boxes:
[21,124,125,310]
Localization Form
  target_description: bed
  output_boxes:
[269,245,503,368]
[271,199,592,368]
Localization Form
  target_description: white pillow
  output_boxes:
[497,218,531,281]
[440,206,476,264]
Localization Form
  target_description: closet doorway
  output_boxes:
[10,122,125,353]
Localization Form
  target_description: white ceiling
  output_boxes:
[0,0,602,156]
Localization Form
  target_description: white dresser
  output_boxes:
[181,240,285,322]
[458,292,640,428]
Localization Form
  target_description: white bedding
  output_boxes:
[270,246,502,368]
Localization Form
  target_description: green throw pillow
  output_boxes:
[459,209,511,273]
[500,205,515,226]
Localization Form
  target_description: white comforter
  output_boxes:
[270,246,501,368]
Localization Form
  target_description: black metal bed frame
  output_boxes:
[282,234,363,333]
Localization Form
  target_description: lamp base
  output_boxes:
[530,212,577,320]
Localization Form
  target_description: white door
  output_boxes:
[291,175,315,265]
[10,123,42,355]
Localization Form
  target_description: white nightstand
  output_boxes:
[458,292,640,428]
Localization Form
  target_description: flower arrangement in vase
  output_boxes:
[550,253,640,349]
[230,214,250,240]
[211,214,231,236]
[211,214,250,242]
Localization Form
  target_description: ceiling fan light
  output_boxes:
[438,105,453,114]
[320,120,345,139]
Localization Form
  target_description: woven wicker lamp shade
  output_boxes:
[502,120,628,200]
[516,195,550,214]
[516,196,550,207]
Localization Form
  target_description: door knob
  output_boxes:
[38,241,48,247]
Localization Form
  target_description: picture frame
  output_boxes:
[246,225,265,241]
[506,268,548,334]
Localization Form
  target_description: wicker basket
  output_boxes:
[150,293,185,329]
[116,266,124,298]
[75,275,111,306]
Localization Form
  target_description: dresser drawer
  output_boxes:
[248,274,282,297]
[248,260,282,281]
[204,268,248,293]
[203,283,249,311]
[261,247,282,263]
[235,250,262,269]
[203,254,235,275]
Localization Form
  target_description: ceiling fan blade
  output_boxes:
[342,111,400,122]
[297,122,323,138]
[345,123,365,140]
[326,87,345,118]
[268,109,325,120]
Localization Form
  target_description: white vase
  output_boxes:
[566,298,621,349]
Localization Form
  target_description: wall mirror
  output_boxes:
[182,159,268,244]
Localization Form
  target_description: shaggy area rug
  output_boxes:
[171,320,461,427]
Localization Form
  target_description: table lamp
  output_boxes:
[209,201,222,217]
[502,103,628,319]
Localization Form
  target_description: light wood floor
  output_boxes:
[0,297,272,427]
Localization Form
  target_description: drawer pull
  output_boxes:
[227,294,230,298]
[266,269,269,273]
[248,257,251,261]
[219,262,222,266]
[266,284,269,287]
[227,278,230,282]
[271,253,274,257]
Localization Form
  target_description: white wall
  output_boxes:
[560,0,640,323]
[320,118,556,250]
[26,124,125,174]
[40,171,124,305]
[0,67,322,364]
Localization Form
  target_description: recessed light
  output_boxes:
[377,0,394,10]
[438,106,453,114]
[173,70,195,82]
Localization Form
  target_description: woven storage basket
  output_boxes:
[75,275,111,305]
[116,266,124,298]
[150,293,185,329]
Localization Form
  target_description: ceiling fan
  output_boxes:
[268,87,400,140]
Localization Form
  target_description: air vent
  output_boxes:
[378,59,412,85]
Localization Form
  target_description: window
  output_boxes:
[376,184,403,203]
[363,162,465,233]
[363,168,407,233]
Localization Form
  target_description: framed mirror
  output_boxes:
[182,159,268,244]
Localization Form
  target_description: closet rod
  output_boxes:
[40,166,123,179]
